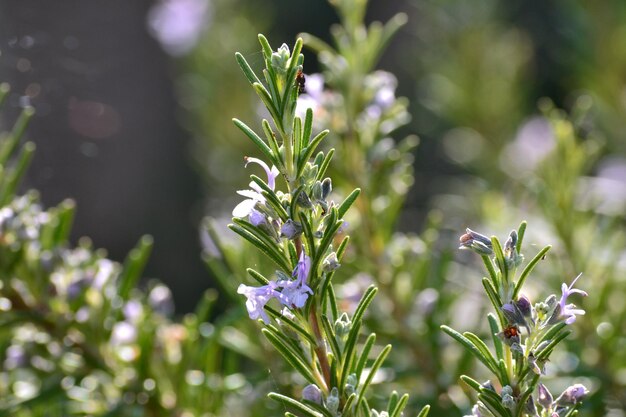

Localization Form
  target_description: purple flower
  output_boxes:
[277,252,313,308]
[237,253,314,323]
[558,273,587,324]
[232,157,279,218]
[237,282,279,324]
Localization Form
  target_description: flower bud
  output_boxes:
[322,252,341,272]
[459,228,493,256]
[271,44,291,74]
[312,181,324,202]
[344,373,357,396]
[503,230,524,268]
[335,313,352,338]
[515,295,532,317]
[302,384,322,404]
[502,394,516,410]
[326,387,340,414]
[297,191,314,209]
[321,178,332,199]
[502,303,527,327]
[537,383,553,410]
[280,219,302,239]
[555,384,588,406]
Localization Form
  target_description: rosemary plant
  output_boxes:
[445,223,589,417]
[230,35,430,417]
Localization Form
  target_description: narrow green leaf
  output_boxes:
[235,52,262,85]
[478,391,512,417]
[387,391,399,413]
[498,359,510,386]
[303,108,313,145]
[343,393,357,414]
[261,119,285,167]
[416,405,431,417]
[299,33,336,55]
[233,118,275,164]
[389,393,409,417]
[246,268,270,285]
[355,333,376,380]
[288,37,304,74]
[258,34,273,60]
[301,400,335,417]
[252,83,282,130]
[352,286,377,326]
[49,199,75,246]
[293,116,303,169]
[262,329,318,384]
[321,314,342,359]
[488,313,504,361]
[441,325,499,377]
[299,212,317,260]
[513,245,551,300]
[0,141,35,205]
[0,106,34,166]
[119,235,153,299]
[492,237,508,283]
[481,255,498,287]
[516,373,540,417]
[482,278,505,325]
[229,224,291,272]
[315,148,335,181]
[537,322,567,347]
[516,221,527,254]
[265,306,316,345]
[460,375,482,393]
[340,320,362,392]
[267,392,323,417]
[463,332,501,377]
[327,282,339,322]
[374,13,408,68]
[356,344,392,408]
[232,218,288,268]
[297,130,329,177]
[338,188,361,218]
[536,329,571,360]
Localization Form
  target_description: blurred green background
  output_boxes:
[1,0,625,416]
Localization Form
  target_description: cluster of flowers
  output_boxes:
[237,250,313,324]
[232,152,339,325]
[458,228,589,417]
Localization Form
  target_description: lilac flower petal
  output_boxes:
[249,209,266,226]
[558,273,587,324]
[237,283,277,324]
[232,199,257,218]
[245,157,279,190]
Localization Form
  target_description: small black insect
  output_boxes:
[295,69,306,94]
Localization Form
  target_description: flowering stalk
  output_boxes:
[447,222,589,417]
[231,36,429,417]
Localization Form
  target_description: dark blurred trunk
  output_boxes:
[0,0,207,312]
